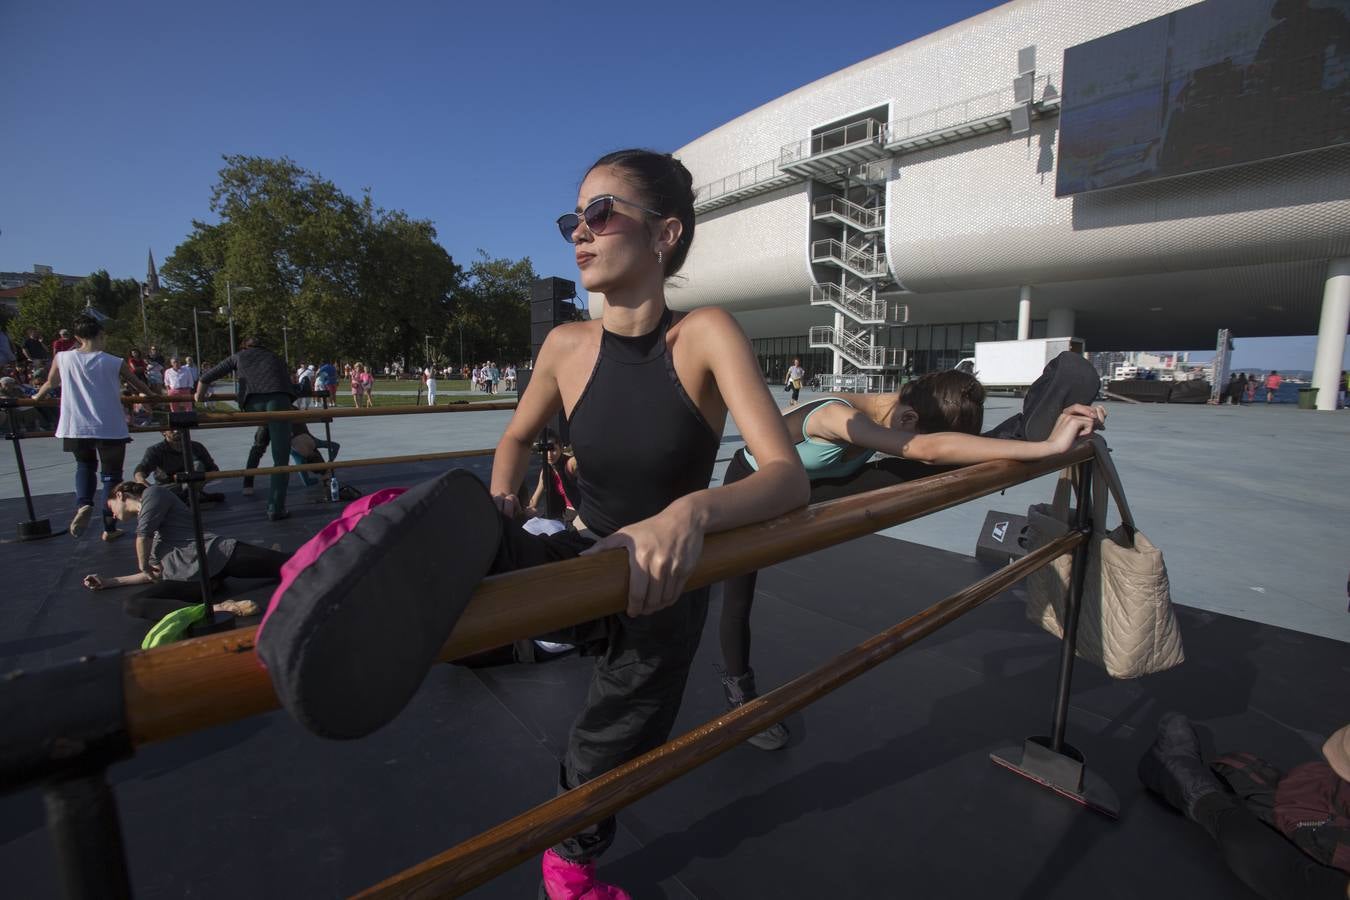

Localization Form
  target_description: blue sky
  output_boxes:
[2,0,1345,371]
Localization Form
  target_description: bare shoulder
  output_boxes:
[670,306,746,349]
[540,320,600,360]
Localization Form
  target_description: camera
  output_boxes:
[532,439,556,453]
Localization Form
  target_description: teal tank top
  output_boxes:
[743,397,875,480]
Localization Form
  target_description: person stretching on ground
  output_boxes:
[717,369,1105,750]
[1139,712,1349,899]
[81,481,288,621]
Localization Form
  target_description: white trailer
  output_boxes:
[969,338,1085,391]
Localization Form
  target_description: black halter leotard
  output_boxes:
[568,307,720,537]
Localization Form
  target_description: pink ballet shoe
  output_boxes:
[540,849,631,900]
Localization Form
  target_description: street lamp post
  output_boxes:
[282,323,290,366]
[224,280,237,359]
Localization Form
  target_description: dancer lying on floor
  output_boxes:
[255,148,808,900]
[1139,712,1350,900]
[718,370,1106,750]
[82,481,288,621]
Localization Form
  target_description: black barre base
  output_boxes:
[990,736,1120,818]
[17,519,56,542]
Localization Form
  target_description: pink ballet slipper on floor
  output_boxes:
[541,849,631,900]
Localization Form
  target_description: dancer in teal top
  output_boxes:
[718,370,1105,750]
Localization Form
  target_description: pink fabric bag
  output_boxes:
[257,488,406,639]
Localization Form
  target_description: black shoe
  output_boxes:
[1137,712,1225,819]
[718,666,790,751]
[267,508,291,522]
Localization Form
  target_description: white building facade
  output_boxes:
[664,0,1350,408]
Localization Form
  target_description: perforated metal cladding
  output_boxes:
[669,185,812,313]
[673,0,1350,316]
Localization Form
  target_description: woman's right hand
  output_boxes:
[83,574,105,591]
[1044,411,1098,455]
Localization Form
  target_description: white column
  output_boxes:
[1047,307,1075,338]
[833,311,844,375]
[1311,258,1350,411]
[1017,285,1032,340]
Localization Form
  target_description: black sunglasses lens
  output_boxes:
[556,213,580,243]
[584,197,614,234]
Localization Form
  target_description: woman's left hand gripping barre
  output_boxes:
[581,497,705,618]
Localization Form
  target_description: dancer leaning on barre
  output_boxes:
[81,481,287,621]
[717,370,1105,750]
[255,148,808,900]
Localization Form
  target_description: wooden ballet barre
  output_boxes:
[353,527,1086,899]
[204,448,497,480]
[189,401,518,424]
[6,393,242,408]
[121,443,1093,749]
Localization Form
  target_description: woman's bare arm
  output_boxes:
[32,364,61,400]
[488,328,571,516]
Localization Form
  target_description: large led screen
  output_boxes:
[1056,0,1350,196]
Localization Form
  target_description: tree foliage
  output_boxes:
[12,156,537,371]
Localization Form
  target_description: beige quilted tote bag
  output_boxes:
[1024,436,1185,679]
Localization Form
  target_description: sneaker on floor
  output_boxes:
[69,504,94,537]
[216,598,261,618]
[718,666,790,751]
[101,529,125,543]
[242,485,254,497]
[540,849,630,900]
[1137,711,1226,819]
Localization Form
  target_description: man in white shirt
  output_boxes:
[164,357,195,412]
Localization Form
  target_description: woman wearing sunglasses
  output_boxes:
[257,149,806,900]
[489,149,809,899]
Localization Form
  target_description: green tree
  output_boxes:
[11,276,82,344]
[450,252,535,366]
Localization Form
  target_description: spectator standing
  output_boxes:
[315,361,338,404]
[358,365,374,407]
[349,364,363,407]
[147,345,166,369]
[196,337,298,521]
[1263,370,1282,403]
[22,329,49,371]
[488,360,500,395]
[51,329,77,354]
[33,315,155,540]
[784,357,806,407]
[163,357,196,412]
[0,328,16,367]
[1245,373,1258,404]
[425,367,438,406]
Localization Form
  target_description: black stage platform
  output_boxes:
[1,461,1346,898]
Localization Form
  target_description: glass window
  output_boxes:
[916,326,931,350]
[996,320,1016,341]
[979,321,998,342]
[1031,319,1047,339]
[962,323,979,349]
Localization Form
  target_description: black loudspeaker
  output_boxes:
[530,276,580,365]
[531,276,575,305]
[974,510,1031,567]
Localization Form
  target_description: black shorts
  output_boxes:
[62,437,132,452]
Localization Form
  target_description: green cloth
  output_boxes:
[141,604,206,649]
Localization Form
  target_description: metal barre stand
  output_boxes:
[1,398,56,541]
[167,410,236,638]
[989,458,1120,817]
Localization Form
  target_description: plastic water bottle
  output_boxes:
[328,476,340,502]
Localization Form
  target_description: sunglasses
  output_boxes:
[556,194,663,243]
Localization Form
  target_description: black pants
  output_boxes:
[488,517,710,863]
[718,450,951,675]
[1193,793,1348,899]
[123,542,289,621]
